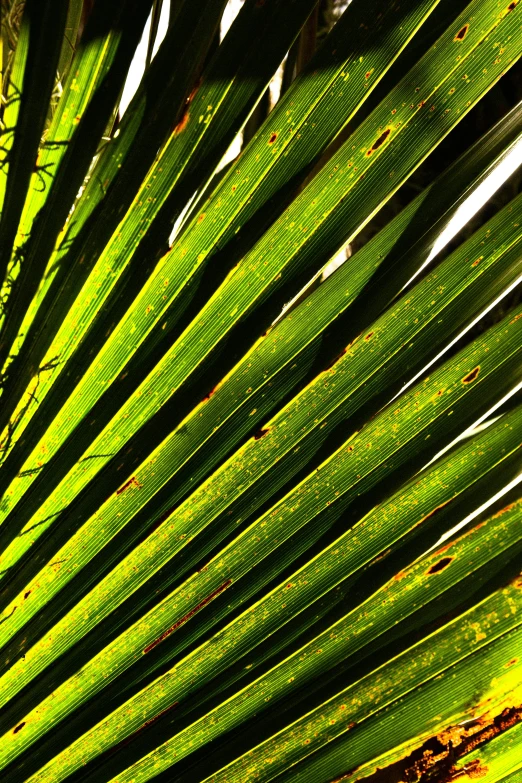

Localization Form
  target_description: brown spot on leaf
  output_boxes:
[116,476,142,495]
[427,556,453,575]
[364,331,374,341]
[23,591,31,600]
[369,548,391,566]
[13,722,25,734]
[268,132,278,144]
[96,703,180,760]
[454,24,469,41]
[462,366,480,384]
[416,500,450,526]
[149,506,177,534]
[197,213,206,223]
[254,428,269,440]
[454,759,488,778]
[366,128,391,156]
[173,110,190,135]
[202,385,219,402]
[173,80,200,135]
[350,706,520,782]
[187,80,201,103]
[143,581,232,653]
[140,703,179,731]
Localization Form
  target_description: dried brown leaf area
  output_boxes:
[332,706,522,783]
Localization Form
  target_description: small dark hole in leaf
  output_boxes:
[13,722,25,734]
[428,556,453,575]
[462,366,480,384]
[366,128,391,156]
[454,24,469,40]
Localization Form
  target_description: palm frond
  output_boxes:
[0,0,520,781]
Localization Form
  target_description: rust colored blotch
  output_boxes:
[417,500,450,525]
[365,71,372,79]
[13,722,25,734]
[268,132,278,144]
[197,213,206,223]
[454,24,469,40]
[462,366,480,384]
[427,556,453,575]
[173,110,190,135]
[506,658,518,667]
[98,703,180,759]
[202,385,218,402]
[143,580,232,653]
[149,506,177,534]
[364,332,374,341]
[173,80,199,135]
[366,128,391,156]
[116,476,142,495]
[458,759,488,778]
[23,591,31,600]
[187,80,201,103]
[508,1,516,10]
[254,428,269,440]
[140,702,179,732]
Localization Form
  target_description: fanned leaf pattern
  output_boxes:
[0,0,520,781]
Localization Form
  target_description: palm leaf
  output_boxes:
[0,0,521,781]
